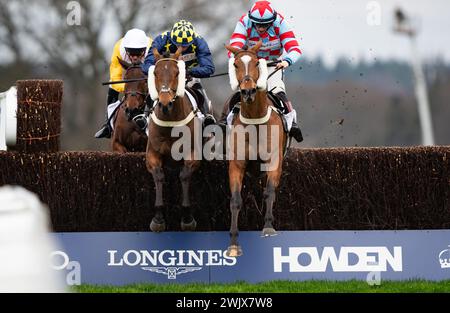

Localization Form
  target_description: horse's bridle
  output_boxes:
[123,64,148,122]
[154,58,180,104]
[232,50,260,88]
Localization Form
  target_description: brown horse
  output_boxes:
[224,42,288,257]
[111,59,148,152]
[146,47,201,232]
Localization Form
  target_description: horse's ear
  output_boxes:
[225,44,240,56]
[250,40,263,53]
[173,46,183,60]
[118,57,131,70]
[153,48,162,61]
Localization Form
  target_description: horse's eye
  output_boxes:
[256,61,260,66]
[233,63,237,68]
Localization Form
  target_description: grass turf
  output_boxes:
[74,280,450,293]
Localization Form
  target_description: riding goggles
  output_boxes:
[125,48,146,56]
[254,22,273,29]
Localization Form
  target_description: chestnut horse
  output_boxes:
[146,47,201,232]
[111,59,148,152]
[225,42,288,257]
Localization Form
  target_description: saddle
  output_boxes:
[185,85,207,115]
[226,91,290,133]
[227,91,287,114]
[267,92,288,114]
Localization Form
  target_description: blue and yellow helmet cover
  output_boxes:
[170,20,196,46]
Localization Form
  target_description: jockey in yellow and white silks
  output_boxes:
[95,28,153,139]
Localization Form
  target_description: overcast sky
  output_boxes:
[269,0,450,66]
[2,0,449,67]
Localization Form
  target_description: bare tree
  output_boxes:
[0,0,247,150]
[0,0,26,64]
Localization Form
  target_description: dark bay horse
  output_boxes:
[111,59,148,152]
[146,47,201,232]
[225,42,288,257]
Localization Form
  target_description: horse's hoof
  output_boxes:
[262,228,278,237]
[150,219,166,233]
[181,218,197,231]
[226,245,243,257]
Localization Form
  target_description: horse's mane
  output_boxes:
[162,51,171,58]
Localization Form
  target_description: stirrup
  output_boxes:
[203,114,216,127]
[289,125,303,143]
[95,124,112,139]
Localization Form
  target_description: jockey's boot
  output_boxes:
[218,91,241,133]
[277,92,304,143]
[144,95,153,118]
[95,88,119,139]
[217,116,228,134]
[198,88,216,127]
[94,121,112,139]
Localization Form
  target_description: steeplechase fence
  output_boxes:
[0,147,449,231]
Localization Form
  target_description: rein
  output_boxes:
[155,58,178,66]
[230,52,277,125]
[149,58,197,128]
[151,58,180,104]
[149,91,199,128]
[122,65,148,124]
[101,60,282,86]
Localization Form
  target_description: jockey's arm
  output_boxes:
[278,17,302,66]
[188,38,215,78]
[110,40,125,93]
[142,34,166,75]
[228,15,248,58]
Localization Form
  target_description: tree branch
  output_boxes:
[0,0,24,62]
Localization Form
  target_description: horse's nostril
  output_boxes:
[241,89,253,97]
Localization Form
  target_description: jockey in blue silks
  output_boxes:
[142,20,216,126]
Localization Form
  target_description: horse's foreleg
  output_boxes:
[112,139,128,153]
[146,154,166,232]
[227,160,246,257]
[130,131,148,152]
[138,134,148,152]
[262,166,282,237]
[180,159,200,231]
[150,166,165,232]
